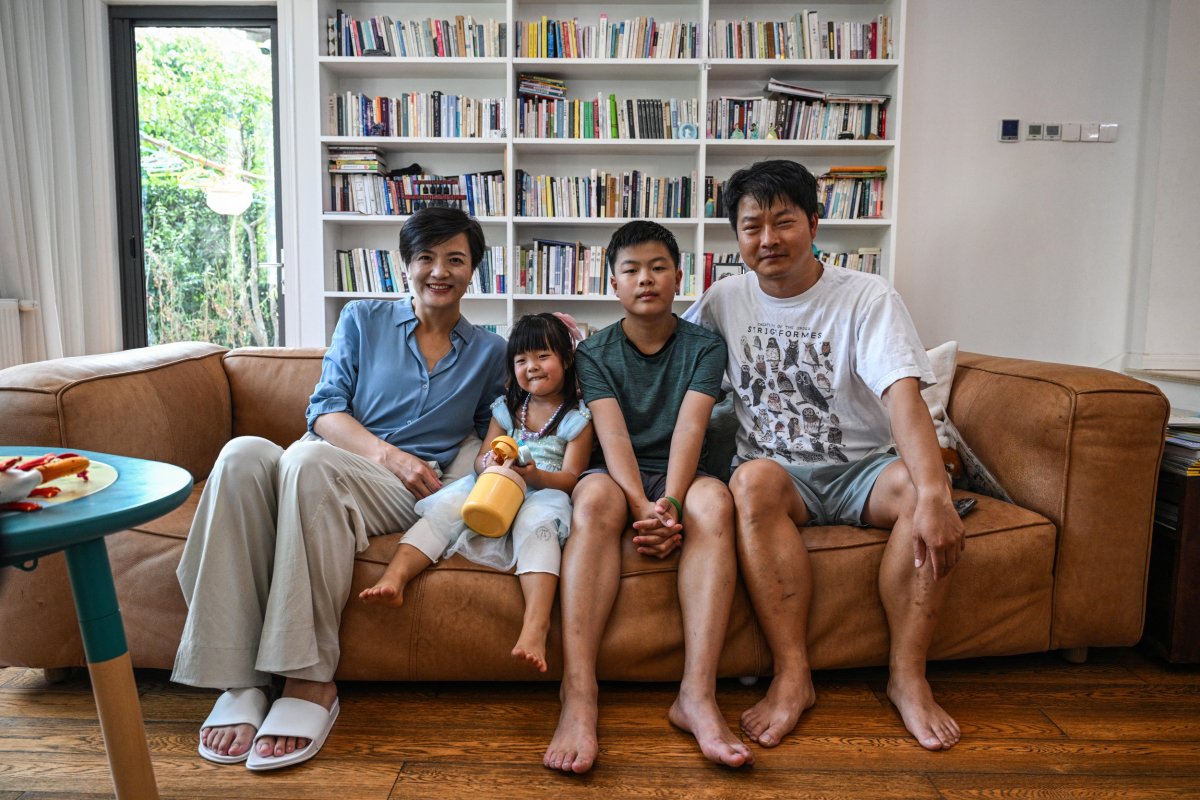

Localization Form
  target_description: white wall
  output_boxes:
[896,0,1159,368]
[1138,0,1200,371]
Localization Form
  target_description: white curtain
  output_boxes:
[0,0,121,361]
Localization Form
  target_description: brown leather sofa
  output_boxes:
[0,342,1168,680]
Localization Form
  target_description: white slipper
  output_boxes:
[245,696,340,772]
[199,687,269,764]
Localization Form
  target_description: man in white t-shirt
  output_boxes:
[684,159,964,752]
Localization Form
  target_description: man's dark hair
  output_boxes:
[605,219,681,276]
[723,160,819,230]
[398,206,486,269]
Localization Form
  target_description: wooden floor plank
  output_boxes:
[390,763,940,799]
[745,736,1200,776]
[934,772,1200,798]
[1,646,1198,798]
[0,753,399,799]
[1044,707,1200,741]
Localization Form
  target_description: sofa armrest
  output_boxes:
[948,352,1169,649]
[0,342,231,480]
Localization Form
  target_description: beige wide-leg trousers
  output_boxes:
[172,434,477,689]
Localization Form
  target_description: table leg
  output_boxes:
[64,538,159,800]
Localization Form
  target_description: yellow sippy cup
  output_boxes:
[460,436,528,538]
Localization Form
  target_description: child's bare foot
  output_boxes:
[740,668,816,747]
[669,686,753,767]
[512,642,548,673]
[543,681,599,773]
[887,670,960,751]
[359,575,405,607]
[512,623,550,673]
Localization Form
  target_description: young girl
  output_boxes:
[360,313,592,673]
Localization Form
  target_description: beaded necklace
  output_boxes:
[518,393,566,441]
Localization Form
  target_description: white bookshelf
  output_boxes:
[304,0,905,342]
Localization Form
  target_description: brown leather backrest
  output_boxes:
[223,347,326,447]
[0,342,231,480]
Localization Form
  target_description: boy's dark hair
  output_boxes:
[398,207,486,269]
[605,220,681,276]
[723,160,819,230]
[504,313,578,437]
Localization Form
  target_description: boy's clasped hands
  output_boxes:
[631,496,683,558]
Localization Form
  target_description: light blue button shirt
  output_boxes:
[307,299,507,469]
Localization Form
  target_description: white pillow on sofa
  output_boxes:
[921,340,958,448]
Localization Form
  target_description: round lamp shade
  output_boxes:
[205,178,254,215]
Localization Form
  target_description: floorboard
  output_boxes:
[0,648,1195,798]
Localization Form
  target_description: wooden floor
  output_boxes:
[0,647,1198,798]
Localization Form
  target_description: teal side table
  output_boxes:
[0,447,192,799]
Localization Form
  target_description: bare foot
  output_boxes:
[669,687,753,767]
[740,669,816,747]
[201,721,257,759]
[543,682,599,774]
[887,671,960,751]
[359,575,406,607]
[512,623,550,673]
[255,678,338,760]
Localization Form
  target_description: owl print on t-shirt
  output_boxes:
[737,323,844,464]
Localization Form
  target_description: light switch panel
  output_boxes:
[1062,122,1081,142]
[1099,122,1119,143]
[1082,122,1100,142]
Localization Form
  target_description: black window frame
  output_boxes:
[109,4,282,348]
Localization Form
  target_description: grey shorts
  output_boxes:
[579,467,711,509]
[778,451,899,527]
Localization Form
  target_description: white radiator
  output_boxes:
[0,299,39,370]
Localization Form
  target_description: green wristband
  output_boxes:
[664,495,683,520]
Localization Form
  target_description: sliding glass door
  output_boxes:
[111,6,283,348]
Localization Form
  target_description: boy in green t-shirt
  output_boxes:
[542,221,751,773]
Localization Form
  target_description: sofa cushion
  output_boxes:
[343,492,1055,678]
[224,348,326,447]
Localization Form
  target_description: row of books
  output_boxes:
[701,249,880,289]
[518,74,566,100]
[708,13,893,60]
[515,16,698,60]
[515,242,700,297]
[335,247,507,295]
[516,95,701,139]
[334,247,878,299]
[329,92,506,138]
[325,168,882,220]
[328,171,505,217]
[708,95,887,141]
[326,11,507,58]
[324,10,890,62]
[1164,417,1200,476]
[703,171,888,221]
[817,247,882,275]
[327,144,387,174]
[514,169,697,220]
[817,167,888,220]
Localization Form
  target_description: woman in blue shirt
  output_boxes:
[173,207,506,771]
